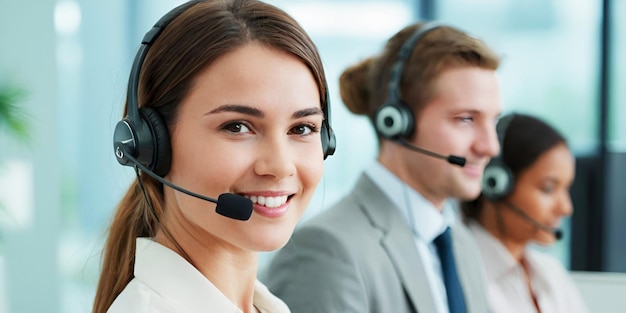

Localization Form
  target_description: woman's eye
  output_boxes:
[289,124,318,136]
[222,122,250,134]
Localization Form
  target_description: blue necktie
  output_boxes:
[434,227,467,313]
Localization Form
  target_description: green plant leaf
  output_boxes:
[0,86,30,141]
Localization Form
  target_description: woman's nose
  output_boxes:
[558,191,574,217]
[254,136,296,179]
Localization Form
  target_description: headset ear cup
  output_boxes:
[321,121,336,159]
[481,158,514,201]
[374,103,414,139]
[140,107,172,176]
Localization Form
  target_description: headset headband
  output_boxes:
[385,22,442,105]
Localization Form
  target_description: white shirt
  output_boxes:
[366,161,456,313]
[468,221,589,313]
[107,238,290,313]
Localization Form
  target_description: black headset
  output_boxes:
[373,22,442,140]
[481,114,516,201]
[113,1,335,178]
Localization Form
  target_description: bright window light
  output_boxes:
[54,0,81,36]
[281,1,412,39]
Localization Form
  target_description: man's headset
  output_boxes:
[113,0,336,179]
[373,22,466,167]
[373,22,441,140]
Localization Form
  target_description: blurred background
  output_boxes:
[0,0,624,312]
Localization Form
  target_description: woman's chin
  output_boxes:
[249,231,293,252]
[255,240,289,252]
[534,236,557,247]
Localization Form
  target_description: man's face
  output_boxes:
[394,66,502,208]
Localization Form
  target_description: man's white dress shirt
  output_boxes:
[366,161,458,313]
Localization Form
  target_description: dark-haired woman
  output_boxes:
[462,113,588,313]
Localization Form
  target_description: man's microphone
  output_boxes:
[114,143,253,221]
[502,201,563,240]
[396,138,466,167]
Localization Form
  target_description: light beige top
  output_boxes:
[108,238,290,313]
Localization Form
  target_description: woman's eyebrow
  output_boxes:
[206,104,264,117]
[206,105,323,119]
[293,107,323,119]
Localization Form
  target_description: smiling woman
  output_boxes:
[165,42,325,251]
[93,1,334,312]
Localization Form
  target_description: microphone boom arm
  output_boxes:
[115,143,253,220]
[503,201,563,240]
[396,139,466,167]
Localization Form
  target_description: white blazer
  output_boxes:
[107,238,290,313]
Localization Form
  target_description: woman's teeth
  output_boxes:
[245,195,288,208]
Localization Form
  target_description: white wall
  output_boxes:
[572,271,626,312]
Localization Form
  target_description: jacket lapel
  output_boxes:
[352,174,439,313]
[451,220,488,313]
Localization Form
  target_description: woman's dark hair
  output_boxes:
[461,113,568,220]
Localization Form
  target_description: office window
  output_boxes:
[611,0,625,151]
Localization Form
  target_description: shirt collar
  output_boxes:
[467,221,520,281]
[365,161,454,242]
[253,280,290,313]
[134,238,289,313]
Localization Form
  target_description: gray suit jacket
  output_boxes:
[263,174,488,313]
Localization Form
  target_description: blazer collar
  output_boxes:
[134,238,238,312]
[134,238,289,313]
[352,174,439,313]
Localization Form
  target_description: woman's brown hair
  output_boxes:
[339,23,500,140]
[93,1,327,312]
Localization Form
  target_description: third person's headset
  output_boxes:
[481,114,516,201]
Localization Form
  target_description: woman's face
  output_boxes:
[503,142,575,246]
[165,41,325,252]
